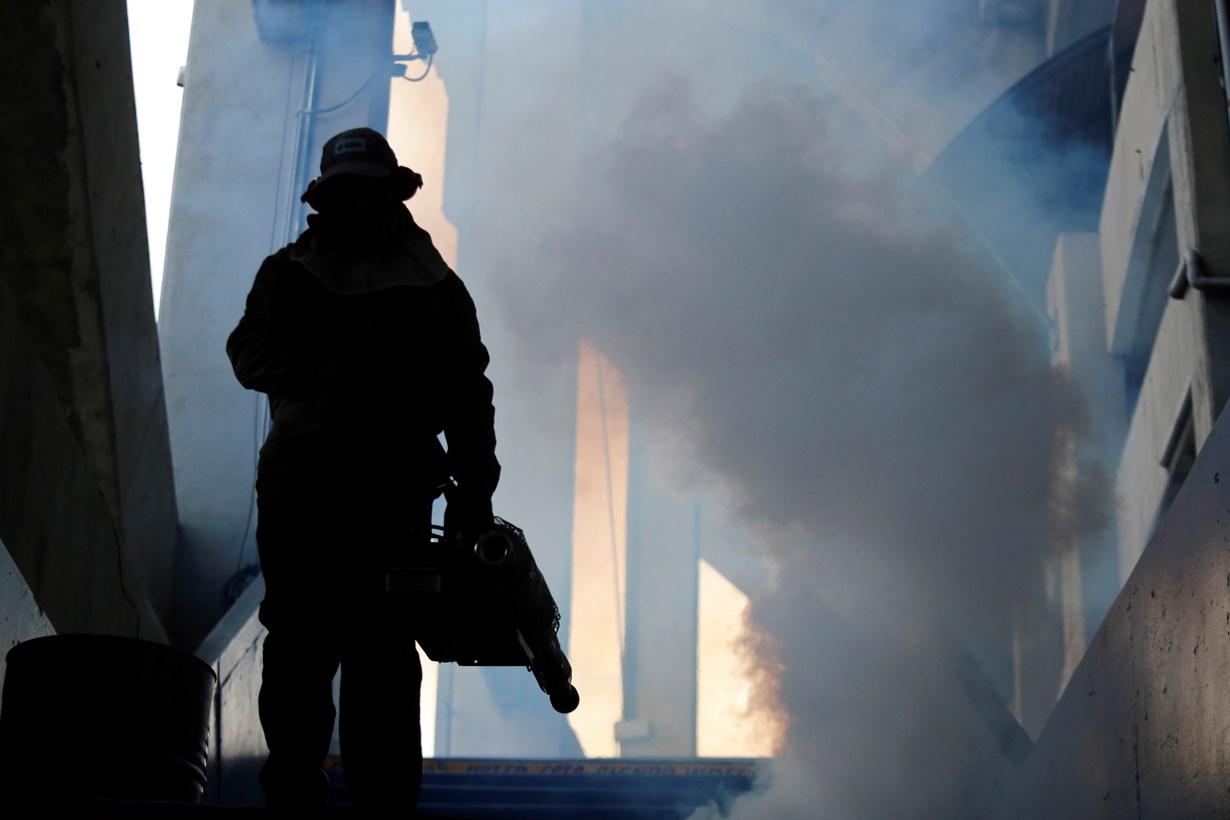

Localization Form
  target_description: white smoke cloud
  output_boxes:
[496,79,1108,818]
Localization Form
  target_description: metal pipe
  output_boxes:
[282,0,322,248]
[1168,248,1230,298]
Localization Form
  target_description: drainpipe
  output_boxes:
[1169,248,1230,298]
[286,3,322,247]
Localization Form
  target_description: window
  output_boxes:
[1156,388,1195,529]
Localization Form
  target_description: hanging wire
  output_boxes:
[401,54,434,82]
[304,72,376,116]
[308,53,435,114]
[108,527,141,639]
[89,467,142,638]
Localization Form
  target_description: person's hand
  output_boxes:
[443,488,494,544]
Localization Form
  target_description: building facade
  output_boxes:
[1044,0,1230,706]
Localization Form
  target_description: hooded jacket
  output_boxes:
[226,204,500,499]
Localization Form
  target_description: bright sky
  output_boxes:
[127,0,195,318]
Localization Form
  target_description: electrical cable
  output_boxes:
[304,72,375,116]
[402,54,434,82]
[89,472,142,639]
[108,526,142,640]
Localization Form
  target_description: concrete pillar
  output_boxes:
[1164,0,1230,445]
[1047,233,1127,643]
[0,0,177,640]
[617,426,700,758]
[159,0,395,645]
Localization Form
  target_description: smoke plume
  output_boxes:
[497,79,1107,817]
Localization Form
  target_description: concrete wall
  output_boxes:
[994,401,1230,819]
[1099,0,1170,354]
[0,275,151,638]
[0,540,56,700]
[196,579,268,807]
[160,0,395,646]
[1167,0,1230,448]
[0,0,177,642]
[1115,296,1201,578]
[1097,0,1230,581]
[996,3,1230,813]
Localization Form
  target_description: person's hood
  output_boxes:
[289,203,452,294]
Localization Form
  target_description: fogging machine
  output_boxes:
[385,517,580,714]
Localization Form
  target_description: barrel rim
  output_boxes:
[5,634,217,682]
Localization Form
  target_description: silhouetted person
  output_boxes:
[227,127,499,812]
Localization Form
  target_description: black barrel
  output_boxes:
[0,634,217,803]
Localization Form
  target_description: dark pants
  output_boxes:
[255,452,431,811]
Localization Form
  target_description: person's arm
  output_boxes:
[226,253,334,399]
[441,274,501,530]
